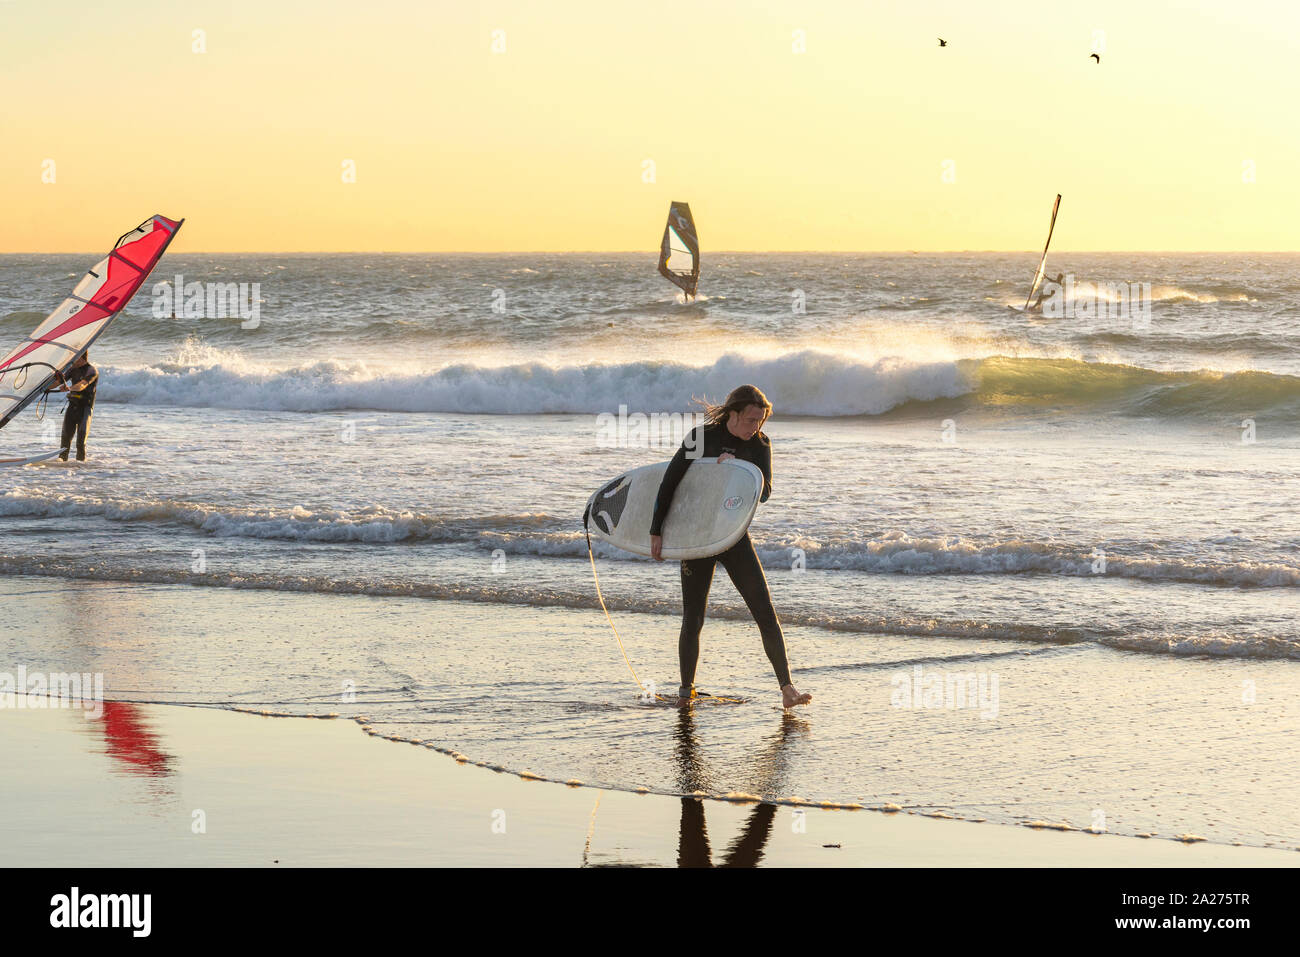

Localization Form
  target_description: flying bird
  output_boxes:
[1090,53,1100,63]
[938,38,947,47]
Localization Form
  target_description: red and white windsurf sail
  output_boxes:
[0,214,183,432]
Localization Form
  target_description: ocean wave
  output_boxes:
[1100,632,1300,659]
[0,490,561,543]
[101,349,972,416]
[753,535,1300,587]
[0,558,1295,660]
[963,356,1300,418]
[1087,283,1256,305]
[3,490,1297,589]
[5,556,1294,660]
[1068,330,1296,356]
[85,348,1300,420]
[1147,285,1257,304]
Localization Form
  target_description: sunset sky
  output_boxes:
[1,0,1296,251]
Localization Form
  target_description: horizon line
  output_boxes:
[5,249,1300,256]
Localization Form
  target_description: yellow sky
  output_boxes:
[1,0,1296,251]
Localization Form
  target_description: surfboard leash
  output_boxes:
[583,517,669,704]
[581,791,602,867]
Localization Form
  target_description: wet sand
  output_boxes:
[1,701,1294,867]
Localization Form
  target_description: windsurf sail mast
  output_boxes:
[0,214,183,433]
[1022,193,1062,311]
[657,201,700,300]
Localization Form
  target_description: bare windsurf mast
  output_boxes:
[657,201,700,300]
[0,214,183,435]
[1022,194,1062,311]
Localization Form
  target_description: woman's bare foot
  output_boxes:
[781,683,812,708]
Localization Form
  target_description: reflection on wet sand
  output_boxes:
[96,701,173,778]
[588,707,813,866]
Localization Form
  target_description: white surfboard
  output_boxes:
[0,449,62,467]
[584,456,763,560]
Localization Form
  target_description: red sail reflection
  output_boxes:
[97,701,173,777]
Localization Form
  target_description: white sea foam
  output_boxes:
[101,350,975,416]
[4,489,1298,590]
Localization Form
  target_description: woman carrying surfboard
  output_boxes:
[650,385,812,709]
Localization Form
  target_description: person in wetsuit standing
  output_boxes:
[650,384,812,709]
[54,351,98,461]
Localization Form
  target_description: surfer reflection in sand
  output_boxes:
[584,705,805,866]
[676,798,777,867]
[650,385,812,710]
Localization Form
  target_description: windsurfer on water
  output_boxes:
[650,384,812,709]
[52,351,98,461]
[1030,272,1065,312]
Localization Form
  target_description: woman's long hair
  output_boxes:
[693,384,772,436]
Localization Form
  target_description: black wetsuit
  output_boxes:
[1030,276,1063,313]
[59,361,97,461]
[650,422,792,690]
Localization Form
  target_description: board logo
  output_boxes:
[722,495,742,510]
[587,476,631,533]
